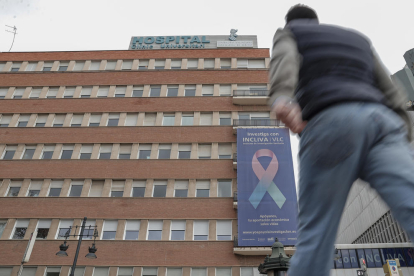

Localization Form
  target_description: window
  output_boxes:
[97,86,109,98]
[219,113,231,126]
[153,180,167,197]
[99,144,112,159]
[83,220,96,240]
[147,220,163,240]
[187,59,198,69]
[138,144,151,159]
[0,88,8,99]
[238,112,250,120]
[71,114,83,127]
[12,219,29,239]
[167,85,178,97]
[122,60,133,70]
[45,267,61,276]
[18,114,30,127]
[47,87,58,98]
[35,114,48,127]
[171,59,182,69]
[170,220,185,240]
[21,268,37,276]
[217,220,232,240]
[69,180,83,197]
[30,88,42,99]
[13,88,25,99]
[72,267,85,276]
[218,143,232,159]
[22,145,36,159]
[218,180,232,197]
[241,267,260,276]
[125,113,138,126]
[196,180,210,197]
[105,60,116,70]
[10,62,22,71]
[115,86,126,97]
[200,113,212,125]
[250,112,270,121]
[58,61,69,71]
[154,59,165,69]
[43,62,53,71]
[204,59,214,69]
[26,62,38,71]
[237,59,248,68]
[42,145,55,159]
[89,180,104,197]
[119,144,132,159]
[219,85,231,96]
[7,181,21,196]
[132,86,144,97]
[142,268,157,276]
[89,61,101,70]
[111,180,124,197]
[216,268,231,276]
[80,145,93,159]
[158,144,171,159]
[124,220,140,240]
[144,113,156,126]
[102,220,117,240]
[138,60,149,70]
[36,219,51,239]
[60,144,74,159]
[198,144,211,159]
[73,61,85,71]
[181,113,194,126]
[163,114,175,126]
[201,85,213,96]
[0,220,7,239]
[248,59,266,69]
[48,180,63,197]
[89,114,101,127]
[64,87,76,98]
[0,62,5,72]
[132,180,146,197]
[167,268,182,276]
[184,85,196,96]
[2,145,17,160]
[174,180,188,197]
[93,267,108,276]
[193,220,209,240]
[150,86,161,97]
[0,115,12,127]
[107,113,120,126]
[0,268,13,276]
[118,268,133,276]
[220,59,231,69]
[57,219,73,239]
[53,114,65,127]
[27,181,42,197]
[80,87,92,98]
[178,144,191,159]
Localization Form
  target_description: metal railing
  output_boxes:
[233,153,237,162]
[233,119,284,127]
[233,191,238,202]
[234,235,239,247]
[233,90,268,97]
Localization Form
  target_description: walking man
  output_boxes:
[269,4,414,276]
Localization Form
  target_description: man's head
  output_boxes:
[285,4,318,24]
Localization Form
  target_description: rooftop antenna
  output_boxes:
[5,25,18,52]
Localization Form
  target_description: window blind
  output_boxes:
[144,113,156,126]
[81,145,93,153]
[0,115,12,124]
[132,180,146,187]
[105,61,116,70]
[122,60,133,70]
[219,85,231,95]
[47,87,58,97]
[97,87,109,97]
[159,144,171,150]
[171,220,186,230]
[216,220,232,236]
[201,85,214,95]
[36,115,48,123]
[216,268,231,276]
[15,219,30,228]
[119,144,132,154]
[125,114,138,126]
[93,267,109,276]
[100,144,112,153]
[167,268,182,276]
[171,60,181,68]
[103,220,118,231]
[38,219,52,228]
[174,180,188,190]
[198,145,211,158]
[59,220,73,229]
[62,144,74,150]
[218,144,232,155]
[19,114,30,122]
[89,181,104,197]
[29,181,42,191]
[204,59,214,68]
[21,268,36,276]
[192,268,206,276]
[178,144,191,151]
[154,60,165,67]
[111,181,125,191]
[237,59,248,68]
[193,221,209,235]
[71,114,83,125]
[14,88,25,97]
[30,88,42,98]
[126,220,140,231]
[187,59,198,68]
[139,144,151,151]
[89,61,100,70]
[90,114,101,124]
[73,61,85,71]
[248,59,265,68]
[64,87,75,97]
[220,59,231,67]
[196,181,210,189]
[50,180,64,188]
[81,87,92,96]
[148,220,163,230]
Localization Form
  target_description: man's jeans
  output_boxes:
[288,102,414,276]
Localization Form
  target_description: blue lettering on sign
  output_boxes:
[165,36,175,44]
[131,36,211,50]
[144,37,155,44]
[190,36,201,44]
[155,37,164,44]
[181,36,191,43]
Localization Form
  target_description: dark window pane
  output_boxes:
[158,149,171,159]
[139,150,151,159]
[18,122,28,127]
[36,228,49,239]
[83,228,95,239]
[107,119,119,126]
[155,66,164,70]
[58,228,71,239]
[132,187,145,197]
[81,95,90,98]
[167,89,178,97]
[48,188,61,197]
[8,187,20,197]
[58,66,68,71]
[217,235,231,241]
[71,124,81,127]
[3,150,15,160]
[23,149,35,159]
[28,190,40,197]
[138,66,148,70]
[153,185,166,197]
[13,228,27,239]
[132,90,143,97]
[171,230,185,240]
[125,230,139,240]
[11,68,19,72]
[175,189,187,198]
[178,151,190,159]
[13,96,22,99]
[148,230,162,240]
[69,185,82,197]
[111,191,123,197]
[42,151,53,159]
[194,235,208,240]
[64,96,73,98]
[61,150,73,159]
[43,67,51,71]
[53,124,63,127]
[99,153,111,159]
[80,153,91,159]
[102,231,116,240]
[47,272,60,276]
[219,155,231,159]
[150,89,161,97]
[119,154,130,159]
[0,124,9,127]
[185,90,196,97]
[89,123,100,127]
[115,94,125,98]
[47,96,56,99]
[36,123,45,127]
[196,189,209,197]
[220,118,231,126]
[218,181,232,197]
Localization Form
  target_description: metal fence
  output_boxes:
[233,90,268,97]
[233,119,284,127]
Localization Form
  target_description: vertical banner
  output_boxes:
[237,128,298,246]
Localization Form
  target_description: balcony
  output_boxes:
[233,153,237,170]
[233,191,238,209]
[232,119,284,133]
[233,235,296,255]
[232,90,268,105]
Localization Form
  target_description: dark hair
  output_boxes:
[285,4,318,24]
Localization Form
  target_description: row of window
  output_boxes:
[1,143,235,160]
[0,58,267,72]
[0,218,233,241]
[1,179,233,198]
[0,84,267,99]
[0,266,260,276]
[0,112,270,127]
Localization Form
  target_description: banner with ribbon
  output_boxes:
[237,128,298,246]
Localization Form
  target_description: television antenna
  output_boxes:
[5,25,18,52]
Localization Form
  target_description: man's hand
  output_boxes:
[272,98,307,133]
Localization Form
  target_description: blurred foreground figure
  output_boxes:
[269,4,414,276]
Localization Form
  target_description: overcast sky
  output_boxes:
[0,0,412,73]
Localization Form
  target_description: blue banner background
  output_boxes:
[237,128,298,246]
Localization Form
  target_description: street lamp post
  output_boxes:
[56,217,99,276]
